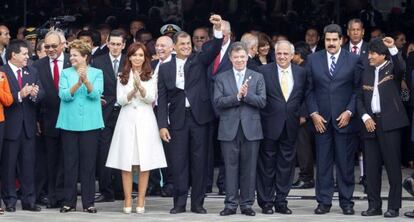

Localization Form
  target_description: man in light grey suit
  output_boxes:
[214,42,266,216]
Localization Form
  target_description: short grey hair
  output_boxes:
[228,41,248,56]
[221,20,231,33]
[347,18,364,30]
[45,29,67,44]
[240,33,258,50]
[274,40,295,54]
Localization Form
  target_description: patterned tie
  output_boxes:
[329,55,336,76]
[53,59,59,90]
[113,59,119,76]
[352,46,358,54]
[17,69,22,89]
[236,72,243,89]
[280,69,289,101]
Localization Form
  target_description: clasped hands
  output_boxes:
[311,110,351,133]
[237,81,249,100]
[20,83,40,98]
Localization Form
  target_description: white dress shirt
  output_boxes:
[327,48,341,70]
[277,64,294,100]
[8,61,24,102]
[109,54,122,75]
[154,54,172,76]
[349,40,364,55]
[49,53,64,79]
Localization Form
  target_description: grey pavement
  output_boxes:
[2,167,414,222]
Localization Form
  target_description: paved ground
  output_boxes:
[2,167,414,221]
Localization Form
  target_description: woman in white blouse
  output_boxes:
[106,42,167,214]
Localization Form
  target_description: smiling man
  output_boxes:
[213,42,266,216]
[306,24,363,215]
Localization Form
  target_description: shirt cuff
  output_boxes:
[346,110,352,117]
[213,29,223,39]
[388,46,398,56]
[18,91,22,102]
[362,114,371,123]
[310,111,319,117]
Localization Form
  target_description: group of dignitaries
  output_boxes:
[0,13,412,218]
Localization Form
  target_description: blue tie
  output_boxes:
[236,72,243,89]
[329,55,336,76]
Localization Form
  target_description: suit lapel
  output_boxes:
[169,59,177,88]
[4,64,20,91]
[184,55,193,88]
[103,54,117,84]
[227,70,239,95]
[270,63,285,101]
[43,58,56,92]
[320,51,332,79]
[287,65,299,103]
[332,50,345,78]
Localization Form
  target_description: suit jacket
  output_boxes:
[91,53,126,127]
[259,63,307,141]
[306,49,363,133]
[157,37,223,130]
[247,56,260,72]
[357,54,409,137]
[343,41,369,67]
[214,68,266,141]
[33,54,71,137]
[0,71,13,122]
[56,66,104,131]
[1,64,45,140]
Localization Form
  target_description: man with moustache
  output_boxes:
[1,40,44,212]
[256,40,308,215]
[306,24,363,215]
[214,42,266,217]
[357,37,407,218]
[33,30,71,208]
[157,14,223,214]
[345,19,369,64]
[91,29,126,203]
[305,27,322,53]
[192,27,210,53]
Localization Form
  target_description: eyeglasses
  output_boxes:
[44,44,59,49]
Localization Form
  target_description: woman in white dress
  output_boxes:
[106,42,167,214]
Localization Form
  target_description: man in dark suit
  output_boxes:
[206,20,232,195]
[214,42,266,216]
[241,33,260,71]
[305,27,323,53]
[33,30,71,208]
[357,37,408,218]
[91,29,126,203]
[256,40,308,215]
[157,14,223,214]
[306,24,363,215]
[0,24,10,66]
[1,39,44,212]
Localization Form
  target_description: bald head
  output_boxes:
[156,36,174,61]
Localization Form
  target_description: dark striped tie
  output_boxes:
[329,55,336,76]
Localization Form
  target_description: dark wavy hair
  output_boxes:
[119,42,152,85]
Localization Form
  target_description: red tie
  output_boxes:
[352,46,358,54]
[17,69,22,89]
[212,52,221,75]
[53,59,59,90]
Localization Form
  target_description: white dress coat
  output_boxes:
[106,71,167,172]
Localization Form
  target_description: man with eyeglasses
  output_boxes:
[0,24,11,66]
[192,27,210,53]
[33,30,71,209]
[91,29,126,203]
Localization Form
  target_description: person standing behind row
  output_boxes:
[1,39,44,213]
[106,42,167,214]
[56,39,104,213]
[0,70,13,215]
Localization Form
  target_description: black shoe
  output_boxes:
[275,205,292,214]
[5,206,16,212]
[361,208,382,216]
[170,207,186,214]
[46,202,61,209]
[292,179,315,189]
[36,196,49,206]
[261,207,274,214]
[342,207,355,215]
[161,186,173,197]
[314,204,331,214]
[384,209,399,218]
[403,177,414,196]
[94,195,114,203]
[191,206,207,214]
[241,208,256,216]
[83,207,97,213]
[404,210,414,218]
[219,208,236,216]
[218,189,225,195]
[60,206,76,213]
[22,204,41,212]
[206,186,213,193]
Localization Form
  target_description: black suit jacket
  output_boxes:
[33,54,71,137]
[1,64,44,140]
[343,41,369,67]
[357,54,409,137]
[259,63,307,141]
[91,53,126,127]
[157,37,223,130]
